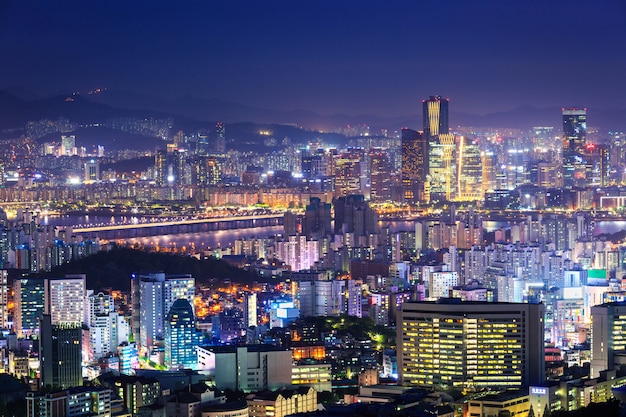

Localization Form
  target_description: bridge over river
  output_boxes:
[72,214,284,239]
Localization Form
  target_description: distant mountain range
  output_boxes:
[2,88,626,133]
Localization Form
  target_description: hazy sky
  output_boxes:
[2,0,626,116]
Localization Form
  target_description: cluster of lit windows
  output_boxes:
[401,312,530,388]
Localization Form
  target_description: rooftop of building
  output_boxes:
[466,389,529,403]
[200,344,290,354]
[202,400,248,413]
[247,386,314,402]
[167,392,199,404]
[98,371,160,385]
[404,298,544,306]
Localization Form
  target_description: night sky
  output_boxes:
[2,1,626,117]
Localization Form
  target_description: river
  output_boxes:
[40,215,626,250]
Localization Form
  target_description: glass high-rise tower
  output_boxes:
[423,96,454,202]
[423,96,449,137]
[165,298,197,370]
[562,108,587,188]
[401,128,427,203]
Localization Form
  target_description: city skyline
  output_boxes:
[2,1,626,119]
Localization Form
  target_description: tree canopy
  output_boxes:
[46,247,260,291]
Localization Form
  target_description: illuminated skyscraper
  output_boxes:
[192,156,222,185]
[302,150,328,179]
[154,150,166,186]
[423,96,453,202]
[131,273,195,351]
[590,302,626,378]
[14,277,46,338]
[423,96,449,137]
[481,151,497,195]
[401,128,427,203]
[39,314,82,389]
[0,270,7,329]
[369,148,392,202]
[332,149,363,197]
[457,137,483,201]
[215,122,226,153]
[154,148,186,186]
[84,159,100,183]
[196,132,210,156]
[398,300,545,389]
[164,298,197,370]
[562,108,587,188]
[584,143,610,187]
[46,276,86,326]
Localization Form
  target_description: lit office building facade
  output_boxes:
[398,300,544,389]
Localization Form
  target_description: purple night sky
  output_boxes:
[1,0,626,117]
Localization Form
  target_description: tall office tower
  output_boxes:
[164,299,197,370]
[590,302,626,378]
[481,151,497,195]
[154,148,187,186]
[533,126,556,150]
[401,128,428,203]
[536,161,562,188]
[46,276,86,326]
[0,270,7,329]
[39,314,82,389]
[131,273,195,350]
[215,122,226,153]
[398,300,545,389]
[368,148,392,202]
[333,150,363,197]
[172,149,187,185]
[192,156,222,185]
[584,143,610,187]
[457,137,483,201]
[301,150,328,179]
[423,96,453,202]
[83,159,100,183]
[196,132,210,156]
[154,149,166,186]
[303,197,332,239]
[562,108,587,188]
[14,277,46,338]
[597,144,610,187]
[423,96,449,137]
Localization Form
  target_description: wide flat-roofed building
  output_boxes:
[398,299,544,389]
[197,345,292,392]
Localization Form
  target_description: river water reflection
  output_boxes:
[42,215,626,250]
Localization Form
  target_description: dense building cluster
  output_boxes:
[2,97,626,417]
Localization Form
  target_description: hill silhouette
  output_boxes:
[46,247,260,291]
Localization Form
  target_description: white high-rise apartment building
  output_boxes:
[46,275,86,325]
